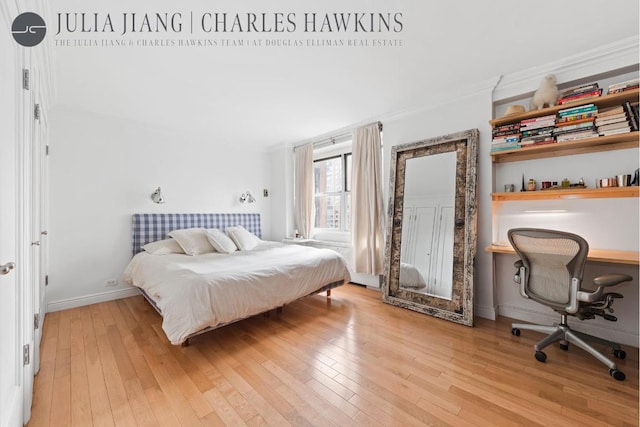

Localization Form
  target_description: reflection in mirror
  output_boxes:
[382,129,478,326]
[399,151,456,299]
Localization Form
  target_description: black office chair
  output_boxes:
[507,228,632,381]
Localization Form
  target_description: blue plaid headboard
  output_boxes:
[132,213,262,255]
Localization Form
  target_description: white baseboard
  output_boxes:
[351,272,381,288]
[3,385,22,427]
[47,287,140,312]
[498,304,639,348]
[475,304,496,321]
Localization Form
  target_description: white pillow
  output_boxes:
[205,228,237,254]
[168,228,214,255]
[226,225,259,251]
[141,238,185,255]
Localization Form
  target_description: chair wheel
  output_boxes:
[609,369,626,381]
[613,349,626,359]
[511,328,520,336]
[559,342,569,351]
[535,351,547,363]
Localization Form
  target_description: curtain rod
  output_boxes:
[294,121,383,151]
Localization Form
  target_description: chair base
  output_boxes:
[511,320,625,378]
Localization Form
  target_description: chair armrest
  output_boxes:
[578,274,632,304]
[593,274,632,287]
[511,260,528,298]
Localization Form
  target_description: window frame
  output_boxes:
[313,151,352,233]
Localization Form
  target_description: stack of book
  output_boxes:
[491,123,520,152]
[595,105,632,136]
[607,78,639,95]
[520,114,556,146]
[623,101,640,131]
[557,83,602,105]
[554,104,598,142]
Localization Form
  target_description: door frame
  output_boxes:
[18,46,36,425]
[0,2,25,425]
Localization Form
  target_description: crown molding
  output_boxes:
[270,74,501,153]
[272,37,639,153]
[377,74,502,125]
[493,37,639,102]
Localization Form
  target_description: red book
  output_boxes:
[558,89,603,105]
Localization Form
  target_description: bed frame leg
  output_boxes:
[326,289,331,298]
[181,338,190,347]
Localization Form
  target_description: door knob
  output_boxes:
[41,230,48,236]
[31,241,41,246]
[0,262,15,275]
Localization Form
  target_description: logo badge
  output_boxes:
[12,12,46,47]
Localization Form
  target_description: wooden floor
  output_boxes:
[29,284,639,427]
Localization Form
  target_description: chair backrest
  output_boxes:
[507,228,589,310]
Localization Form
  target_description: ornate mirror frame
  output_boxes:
[382,129,478,326]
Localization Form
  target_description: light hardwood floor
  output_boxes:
[29,284,638,426]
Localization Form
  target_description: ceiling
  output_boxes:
[48,0,639,149]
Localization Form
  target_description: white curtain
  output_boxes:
[294,143,314,239]
[351,123,385,275]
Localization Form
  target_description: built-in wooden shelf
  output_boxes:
[485,245,640,265]
[491,186,639,201]
[490,131,639,163]
[490,88,640,128]
[488,84,639,266]
[490,88,640,163]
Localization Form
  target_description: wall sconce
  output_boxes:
[151,187,165,204]
[239,191,256,203]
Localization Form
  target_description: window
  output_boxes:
[314,152,351,231]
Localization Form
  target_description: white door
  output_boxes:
[0,13,24,426]
[431,206,455,299]
[20,51,36,424]
[400,206,414,263]
[30,87,42,375]
[412,206,438,284]
[34,98,48,374]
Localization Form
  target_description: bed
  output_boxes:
[123,213,351,345]
[399,262,427,289]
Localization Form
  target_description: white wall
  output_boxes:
[268,146,294,240]
[48,106,272,310]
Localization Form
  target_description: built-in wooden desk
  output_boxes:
[485,245,640,265]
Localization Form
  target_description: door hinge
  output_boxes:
[23,344,30,366]
[45,274,49,286]
[23,69,30,90]
[34,103,40,120]
[45,145,50,156]
[34,313,40,330]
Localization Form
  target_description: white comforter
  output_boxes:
[123,241,350,344]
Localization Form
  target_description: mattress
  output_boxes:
[123,241,351,344]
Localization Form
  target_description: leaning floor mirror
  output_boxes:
[382,129,478,326]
